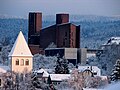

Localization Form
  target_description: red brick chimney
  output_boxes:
[29,12,42,35]
[56,13,69,24]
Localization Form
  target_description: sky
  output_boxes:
[0,0,120,18]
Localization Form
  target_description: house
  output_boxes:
[34,68,70,85]
[34,68,49,78]
[78,66,101,76]
[100,37,120,49]
[105,37,120,45]
[82,69,93,78]
[33,68,49,83]
[9,31,33,73]
[50,74,70,85]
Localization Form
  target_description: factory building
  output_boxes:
[28,12,80,54]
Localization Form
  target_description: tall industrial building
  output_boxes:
[28,12,42,45]
[28,12,80,54]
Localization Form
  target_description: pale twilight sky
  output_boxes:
[0,0,120,18]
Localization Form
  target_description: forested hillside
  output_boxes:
[0,18,27,45]
[0,15,120,48]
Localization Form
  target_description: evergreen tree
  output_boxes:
[111,59,120,82]
[55,55,69,74]
[47,75,52,85]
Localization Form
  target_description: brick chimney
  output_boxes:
[56,13,69,24]
[28,12,42,35]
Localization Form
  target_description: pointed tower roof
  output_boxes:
[9,31,33,57]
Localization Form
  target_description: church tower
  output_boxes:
[9,31,33,73]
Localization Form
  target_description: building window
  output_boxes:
[25,59,29,65]
[21,59,24,66]
[16,59,19,65]
[63,40,65,46]
[65,32,67,37]
[0,79,1,86]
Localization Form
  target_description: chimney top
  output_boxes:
[56,13,69,24]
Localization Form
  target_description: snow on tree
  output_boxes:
[16,73,33,90]
[56,80,73,90]
[0,45,12,65]
[84,76,103,88]
[111,59,120,82]
[33,54,74,71]
[87,43,120,75]
[68,62,75,69]
[55,55,69,74]
[1,72,17,90]
[0,70,38,90]
[32,72,51,90]
[87,56,98,66]
[33,54,57,70]
[4,72,34,90]
[0,37,10,46]
[66,69,108,89]
[68,69,84,90]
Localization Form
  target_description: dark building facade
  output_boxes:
[56,23,80,48]
[28,12,42,45]
[28,12,80,54]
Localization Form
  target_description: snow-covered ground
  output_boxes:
[104,82,120,90]
[83,88,103,90]
[83,82,120,90]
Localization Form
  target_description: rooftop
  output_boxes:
[0,65,10,73]
[50,74,70,81]
[104,37,120,45]
[9,31,33,57]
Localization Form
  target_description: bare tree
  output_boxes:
[84,76,108,88]
[68,69,84,90]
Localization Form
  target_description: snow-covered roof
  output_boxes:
[9,31,33,57]
[34,68,49,77]
[104,37,120,45]
[50,74,70,81]
[100,76,108,80]
[87,53,96,58]
[34,69,71,80]
[0,66,10,73]
[78,66,101,76]
[44,69,55,74]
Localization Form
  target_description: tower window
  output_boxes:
[25,59,29,65]
[21,59,24,66]
[0,79,1,86]
[63,40,65,46]
[65,32,67,36]
[16,59,19,65]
